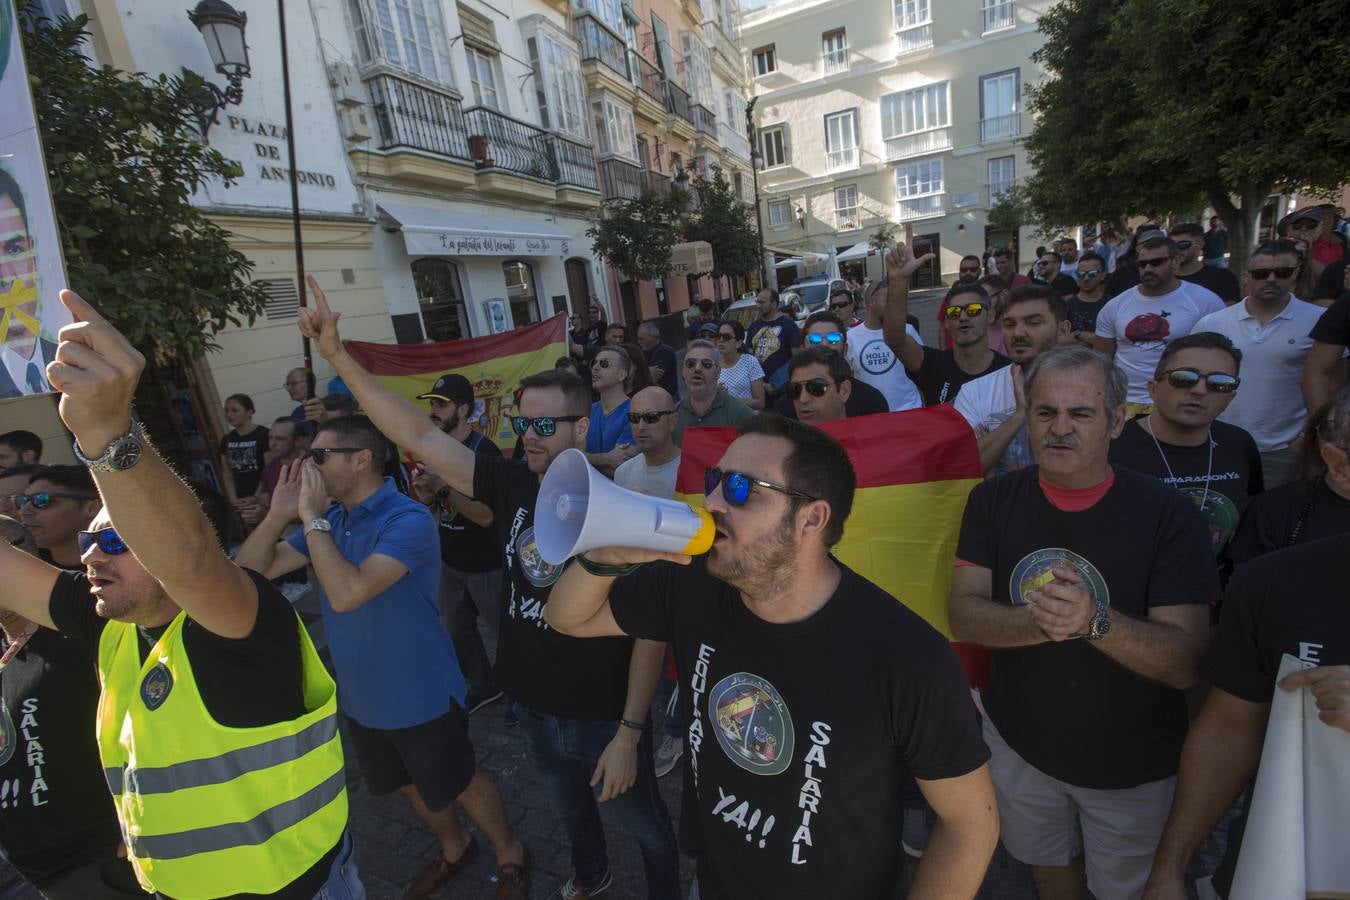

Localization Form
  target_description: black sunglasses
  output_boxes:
[78,528,129,556]
[593,357,622,369]
[510,415,583,437]
[1136,257,1172,269]
[305,447,365,465]
[16,491,97,510]
[1078,269,1104,278]
[787,378,836,399]
[715,331,738,340]
[828,300,853,311]
[704,467,816,507]
[944,302,986,320]
[1161,368,1240,393]
[1247,266,1297,280]
[684,358,717,370]
[806,331,844,346]
[627,410,676,425]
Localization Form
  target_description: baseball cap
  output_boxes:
[697,321,719,335]
[1289,206,1324,225]
[416,373,475,407]
[1135,228,1169,247]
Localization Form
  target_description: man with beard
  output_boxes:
[936,255,986,349]
[1032,250,1079,300]
[950,347,1215,900]
[0,169,56,398]
[746,289,801,391]
[413,373,505,713]
[993,247,1031,290]
[954,285,1071,477]
[294,278,679,900]
[542,414,999,900]
[1169,222,1241,305]
[884,245,1009,406]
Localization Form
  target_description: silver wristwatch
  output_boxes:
[73,421,144,473]
[304,518,333,536]
[1086,603,1112,641]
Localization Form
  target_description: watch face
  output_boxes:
[110,439,143,470]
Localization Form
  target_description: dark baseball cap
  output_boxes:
[416,373,474,406]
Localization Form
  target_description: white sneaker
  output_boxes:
[654,735,683,778]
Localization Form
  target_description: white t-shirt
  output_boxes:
[1194,297,1324,451]
[846,322,923,411]
[953,366,1032,476]
[717,353,765,401]
[1095,281,1227,403]
[614,452,682,500]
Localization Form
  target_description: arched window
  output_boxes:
[413,259,468,341]
[502,260,539,327]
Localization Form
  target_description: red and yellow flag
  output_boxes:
[345,314,567,449]
[674,406,982,639]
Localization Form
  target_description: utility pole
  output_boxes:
[746,96,767,289]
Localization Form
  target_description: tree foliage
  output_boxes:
[586,189,680,283]
[25,11,267,360]
[681,167,759,280]
[868,223,898,251]
[1023,0,1350,272]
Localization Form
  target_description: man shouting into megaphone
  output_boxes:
[295,278,680,900]
[543,414,1001,900]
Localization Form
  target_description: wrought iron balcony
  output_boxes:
[693,103,717,137]
[826,146,859,172]
[643,170,671,196]
[896,193,945,221]
[980,113,1022,143]
[366,73,471,160]
[884,127,952,161]
[983,0,1015,32]
[630,51,664,103]
[598,157,643,200]
[823,47,848,74]
[573,13,630,81]
[552,134,600,191]
[664,80,694,124]
[895,22,933,55]
[463,106,557,181]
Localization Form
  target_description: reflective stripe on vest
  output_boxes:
[126,767,345,860]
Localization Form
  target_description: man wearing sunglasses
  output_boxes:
[950,347,1216,900]
[1109,333,1263,561]
[0,463,42,520]
[2,290,360,899]
[935,256,987,351]
[1065,252,1109,349]
[674,340,756,446]
[771,312,888,420]
[1194,240,1326,487]
[827,286,860,328]
[294,279,680,900]
[847,277,923,412]
[17,465,99,571]
[1170,222,1241,305]
[782,347,853,424]
[1032,250,1079,301]
[1094,232,1227,413]
[883,247,1009,407]
[615,387,682,499]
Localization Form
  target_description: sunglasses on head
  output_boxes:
[787,377,836,399]
[704,467,816,507]
[1247,266,1297,280]
[684,357,716,370]
[944,302,986,320]
[1136,256,1172,269]
[16,491,97,510]
[78,528,129,556]
[627,410,676,425]
[1160,368,1240,393]
[806,331,844,346]
[305,447,365,465]
[828,300,852,311]
[510,415,582,437]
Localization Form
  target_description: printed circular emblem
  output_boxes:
[708,672,794,776]
[140,663,174,711]
[1181,489,1239,556]
[515,526,561,588]
[0,700,14,768]
[1009,547,1109,610]
[857,338,897,375]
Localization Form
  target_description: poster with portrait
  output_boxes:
[0,0,72,400]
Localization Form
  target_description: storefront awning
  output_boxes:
[378,202,573,258]
[836,241,875,262]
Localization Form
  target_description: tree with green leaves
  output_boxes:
[1023,0,1350,274]
[586,189,680,284]
[681,167,760,288]
[868,223,898,251]
[25,11,267,360]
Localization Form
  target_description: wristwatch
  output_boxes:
[73,420,144,473]
[304,518,333,537]
[1086,603,1112,641]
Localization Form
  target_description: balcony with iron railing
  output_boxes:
[983,0,1015,33]
[980,112,1022,143]
[573,13,630,82]
[718,122,752,161]
[643,169,671,196]
[630,51,664,104]
[835,206,861,232]
[896,193,945,221]
[366,72,472,160]
[895,21,933,55]
[826,146,859,172]
[823,47,848,75]
[884,126,952,161]
[553,134,600,191]
[598,157,643,200]
[462,105,599,191]
[693,103,717,137]
[664,81,694,125]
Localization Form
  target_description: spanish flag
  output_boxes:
[674,406,982,639]
[344,314,567,448]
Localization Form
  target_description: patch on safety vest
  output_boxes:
[140,663,173,711]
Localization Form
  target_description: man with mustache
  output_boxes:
[949,346,1217,900]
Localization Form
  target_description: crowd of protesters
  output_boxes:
[0,205,1347,900]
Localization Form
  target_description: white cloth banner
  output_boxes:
[1230,654,1350,900]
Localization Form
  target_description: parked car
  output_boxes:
[786,276,850,316]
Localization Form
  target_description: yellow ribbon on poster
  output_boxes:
[0,280,40,344]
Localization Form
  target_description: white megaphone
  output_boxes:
[535,448,716,565]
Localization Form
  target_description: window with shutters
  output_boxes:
[822,30,847,74]
[760,125,788,168]
[524,25,587,140]
[680,32,713,108]
[257,279,300,321]
[466,46,501,110]
[824,110,859,172]
[347,0,456,86]
[591,96,638,161]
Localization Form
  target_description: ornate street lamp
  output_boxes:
[185,0,251,139]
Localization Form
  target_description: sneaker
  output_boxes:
[559,869,612,899]
[654,734,683,778]
[465,690,504,714]
[901,807,930,858]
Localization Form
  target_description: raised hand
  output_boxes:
[47,290,146,455]
[297,458,328,523]
[885,242,936,283]
[267,459,304,523]
[298,275,345,361]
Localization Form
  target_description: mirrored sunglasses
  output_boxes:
[806,331,844,346]
[703,467,815,507]
[1161,368,1240,393]
[78,528,129,556]
[944,302,986,320]
[787,378,835,399]
[510,415,583,437]
[16,491,97,510]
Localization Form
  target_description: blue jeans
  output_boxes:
[314,831,365,900]
[514,702,679,900]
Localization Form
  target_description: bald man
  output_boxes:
[614,387,681,499]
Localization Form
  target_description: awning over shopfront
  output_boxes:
[836,241,875,262]
[670,241,714,276]
[378,202,573,258]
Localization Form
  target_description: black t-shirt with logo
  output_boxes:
[1180,265,1241,305]
[956,466,1217,789]
[1226,477,1350,565]
[47,569,338,900]
[218,426,270,498]
[0,628,126,887]
[472,454,634,720]
[1109,418,1264,559]
[911,346,1009,407]
[609,558,988,900]
[1202,534,1350,897]
[436,431,504,573]
[1066,296,1107,335]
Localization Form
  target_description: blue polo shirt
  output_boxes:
[287,478,465,729]
[585,399,633,453]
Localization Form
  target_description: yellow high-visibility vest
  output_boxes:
[96,609,348,899]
